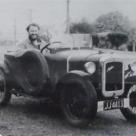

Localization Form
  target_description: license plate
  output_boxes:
[104,99,124,110]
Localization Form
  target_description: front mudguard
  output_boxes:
[4,50,50,96]
[124,75,136,97]
[53,70,93,102]
[57,70,91,86]
[125,76,136,85]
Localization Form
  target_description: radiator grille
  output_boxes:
[105,62,123,91]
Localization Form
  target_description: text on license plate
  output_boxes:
[104,99,124,110]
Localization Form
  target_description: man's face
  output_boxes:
[28,26,39,41]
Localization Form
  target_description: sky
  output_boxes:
[0,0,136,40]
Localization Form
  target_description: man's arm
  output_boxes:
[39,40,48,50]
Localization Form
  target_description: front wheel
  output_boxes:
[0,69,11,106]
[120,84,136,121]
[60,78,97,127]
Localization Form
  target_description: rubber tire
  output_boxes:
[60,76,97,128]
[0,69,11,106]
[120,84,136,121]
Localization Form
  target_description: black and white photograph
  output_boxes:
[0,0,136,135]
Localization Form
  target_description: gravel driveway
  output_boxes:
[0,96,135,136]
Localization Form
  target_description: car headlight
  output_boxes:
[84,62,96,74]
[131,62,136,72]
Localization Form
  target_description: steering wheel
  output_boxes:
[40,41,62,53]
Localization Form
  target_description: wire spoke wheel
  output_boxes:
[60,77,97,127]
[64,84,89,119]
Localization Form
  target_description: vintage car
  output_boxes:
[0,32,136,127]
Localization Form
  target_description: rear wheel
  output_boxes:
[0,69,11,106]
[60,78,97,127]
[120,84,136,121]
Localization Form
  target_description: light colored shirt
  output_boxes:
[18,38,46,50]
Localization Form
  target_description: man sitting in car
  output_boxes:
[18,23,46,50]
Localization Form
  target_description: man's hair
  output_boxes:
[26,23,40,32]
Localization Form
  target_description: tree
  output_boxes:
[94,11,132,33]
[70,19,95,34]
[69,11,136,50]
[93,11,136,50]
